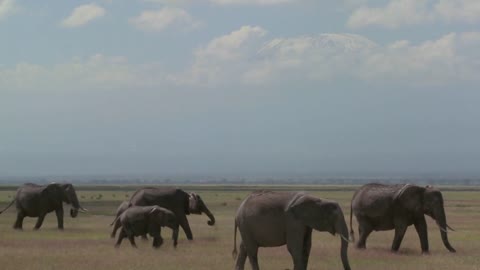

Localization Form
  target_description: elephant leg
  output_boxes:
[178,215,193,240]
[115,230,126,248]
[356,218,373,249]
[34,214,46,230]
[287,229,308,270]
[152,236,164,249]
[413,216,429,253]
[302,228,312,268]
[128,235,137,248]
[391,224,408,252]
[55,209,64,230]
[246,245,259,270]
[14,211,25,230]
[235,242,248,270]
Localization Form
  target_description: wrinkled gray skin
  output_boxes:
[113,205,179,249]
[110,187,215,240]
[350,183,455,253]
[111,201,149,240]
[233,191,351,270]
[0,183,86,230]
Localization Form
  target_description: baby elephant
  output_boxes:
[113,205,179,249]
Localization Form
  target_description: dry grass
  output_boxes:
[0,187,479,269]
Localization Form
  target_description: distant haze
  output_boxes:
[1,1,480,179]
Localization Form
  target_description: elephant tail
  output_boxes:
[349,202,355,242]
[110,216,119,226]
[232,221,238,260]
[0,199,15,214]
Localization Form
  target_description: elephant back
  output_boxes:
[129,187,188,214]
[352,183,399,217]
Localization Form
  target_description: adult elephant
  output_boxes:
[350,183,455,253]
[233,191,351,270]
[0,183,87,230]
[110,187,215,240]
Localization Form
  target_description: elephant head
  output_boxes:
[149,207,179,247]
[395,185,455,253]
[58,184,87,218]
[289,194,351,270]
[188,193,216,226]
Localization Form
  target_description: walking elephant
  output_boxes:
[110,187,215,240]
[113,205,179,249]
[0,183,87,230]
[350,183,455,253]
[233,191,351,270]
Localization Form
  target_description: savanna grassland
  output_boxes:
[0,185,479,270]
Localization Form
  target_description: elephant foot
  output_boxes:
[33,227,40,231]
[58,227,64,231]
[421,250,430,255]
[110,233,116,238]
[13,227,23,231]
[355,244,366,250]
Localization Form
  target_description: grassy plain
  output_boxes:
[0,185,479,270]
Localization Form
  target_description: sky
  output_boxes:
[1,0,480,178]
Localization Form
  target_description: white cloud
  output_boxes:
[130,7,202,32]
[347,0,433,29]
[210,0,293,5]
[0,0,15,20]
[61,3,105,28]
[2,28,479,91]
[170,26,266,84]
[0,54,168,91]
[145,0,293,5]
[348,0,480,28]
[173,26,480,86]
[434,0,480,23]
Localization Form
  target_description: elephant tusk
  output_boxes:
[438,226,448,233]
[339,234,351,243]
[447,224,456,232]
[79,207,88,212]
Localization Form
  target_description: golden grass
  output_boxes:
[0,187,479,269]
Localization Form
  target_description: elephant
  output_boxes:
[349,183,455,253]
[113,205,179,248]
[110,187,215,240]
[232,191,351,270]
[110,201,130,227]
[0,183,87,230]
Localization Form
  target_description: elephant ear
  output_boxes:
[149,207,165,224]
[393,184,425,212]
[287,194,337,234]
[43,183,63,207]
[188,193,201,214]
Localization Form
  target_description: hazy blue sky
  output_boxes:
[1,0,480,177]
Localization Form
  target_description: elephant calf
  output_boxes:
[233,191,351,270]
[113,205,179,249]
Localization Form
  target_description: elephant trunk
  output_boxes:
[336,214,351,270]
[434,207,456,253]
[69,192,81,218]
[199,200,216,226]
[69,195,87,217]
